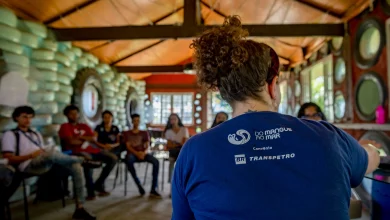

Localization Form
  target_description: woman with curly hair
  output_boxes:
[171,16,380,220]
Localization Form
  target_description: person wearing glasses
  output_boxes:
[171,16,381,220]
[297,102,327,121]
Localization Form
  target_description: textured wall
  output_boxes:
[0,6,145,144]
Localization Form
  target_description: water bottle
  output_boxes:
[375,105,386,124]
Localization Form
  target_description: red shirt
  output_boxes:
[58,123,100,154]
[122,130,150,152]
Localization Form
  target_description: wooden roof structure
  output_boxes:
[1,0,371,79]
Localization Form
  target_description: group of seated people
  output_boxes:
[2,104,226,220]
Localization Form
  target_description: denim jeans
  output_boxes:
[125,153,159,191]
[78,151,117,197]
[24,151,85,204]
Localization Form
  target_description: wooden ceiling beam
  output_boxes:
[115,64,290,73]
[295,0,341,19]
[44,0,98,25]
[51,23,344,41]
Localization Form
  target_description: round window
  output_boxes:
[331,37,343,52]
[82,82,99,119]
[355,72,385,121]
[334,91,346,120]
[359,27,381,60]
[294,80,301,97]
[335,58,346,84]
[354,18,384,69]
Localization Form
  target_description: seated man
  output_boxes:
[94,110,123,156]
[1,106,95,220]
[123,114,161,198]
[59,105,117,200]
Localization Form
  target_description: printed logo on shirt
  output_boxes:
[228,129,251,145]
[234,154,246,165]
[254,127,292,141]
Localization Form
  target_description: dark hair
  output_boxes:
[211,112,229,128]
[164,113,184,134]
[63,104,79,116]
[297,102,327,121]
[102,110,113,118]
[12,106,35,122]
[191,15,280,104]
[131,114,140,119]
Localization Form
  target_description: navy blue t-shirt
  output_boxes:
[172,112,368,220]
[94,124,120,144]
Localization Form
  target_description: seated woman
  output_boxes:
[297,102,327,121]
[210,112,229,128]
[94,110,122,156]
[171,16,381,220]
[297,102,380,152]
[163,113,189,183]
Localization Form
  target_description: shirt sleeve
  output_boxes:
[94,125,100,132]
[1,131,16,153]
[143,131,150,142]
[171,140,195,220]
[327,123,368,188]
[83,124,94,136]
[58,124,72,138]
[164,130,172,140]
[183,127,189,138]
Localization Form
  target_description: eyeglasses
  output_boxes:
[302,112,323,119]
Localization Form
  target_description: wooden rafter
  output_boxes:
[44,0,98,25]
[50,0,344,41]
[115,63,290,73]
[295,0,342,19]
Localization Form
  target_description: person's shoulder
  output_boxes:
[2,130,15,139]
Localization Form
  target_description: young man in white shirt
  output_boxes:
[1,106,96,220]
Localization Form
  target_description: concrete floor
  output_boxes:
[8,162,372,220]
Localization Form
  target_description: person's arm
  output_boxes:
[143,131,151,151]
[171,140,195,220]
[1,132,43,164]
[58,124,83,148]
[181,127,190,145]
[335,126,380,187]
[110,129,121,148]
[93,131,108,149]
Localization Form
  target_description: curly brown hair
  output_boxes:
[191,15,280,104]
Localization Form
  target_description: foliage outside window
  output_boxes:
[151,93,193,125]
[300,56,334,122]
[207,92,232,128]
[278,80,288,114]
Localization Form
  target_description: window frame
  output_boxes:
[150,92,194,126]
[299,55,334,122]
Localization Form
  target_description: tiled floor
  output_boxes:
[8,162,372,220]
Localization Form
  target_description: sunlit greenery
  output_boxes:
[310,63,325,111]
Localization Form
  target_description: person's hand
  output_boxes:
[104,144,113,150]
[31,149,44,158]
[136,151,146,160]
[359,140,381,149]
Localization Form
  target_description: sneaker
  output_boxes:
[72,208,96,220]
[95,185,110,197]
[137,185,146,196]
[149,190,162,199]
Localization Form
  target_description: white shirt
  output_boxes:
[165,127,189,145]
[1,130,43,171]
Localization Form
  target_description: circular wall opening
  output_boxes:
[355,72,386,121]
